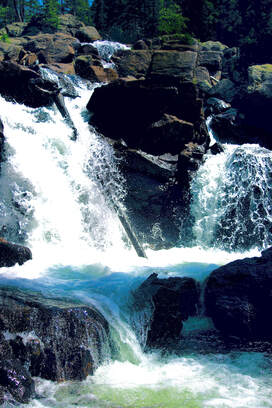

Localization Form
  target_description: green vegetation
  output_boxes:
[158,3,187,35]
[0,32,10,42]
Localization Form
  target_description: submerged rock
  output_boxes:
[205,247,272,339]
[0,288,112,382]
[132,273,200,348]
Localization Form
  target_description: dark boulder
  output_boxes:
[205,97,231,116]
[0,287,112,381]
[143,114,194,155]
[0,239,32,267]
[209,108,247,144]
[87,79,207,152]
[132,273,200,348]
[115,144,183,249]
[205,247,272,339]
[0,61,59,107]
[0,359,34,404]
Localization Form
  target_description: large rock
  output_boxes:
[87,79,207,151]
[205,247,272,339]
[75,26,102,42]
[236,64,272,149]
[58,13,85,36]
[75,55,118,82]
[0,359,34,405]
[148,50,197,82]
[132,273,200,348]
[0,239,32,267]
[0,61,59,107]
[114,144,184,248]
[87,70,209,249]
[115,49,152,79]
[5,22,27,37]
[24,33,78,64]
[0,288,112,382]
[0,40,23,62]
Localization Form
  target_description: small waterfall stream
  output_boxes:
[0,61,271,407]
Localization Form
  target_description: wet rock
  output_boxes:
[0,118,4,162]
[210,142,224,155]
[77,43,99,57]
[205,97,231,116]
[114,144,182,249]
[87,73,208,249]
[143,113,194,155]
[132,273,200,348]
[209,108,247,144]
[75,56,118,82]
[209,78,238,103]
[0,61,59,107]
[0,288,112,381]
[0,359,35,404]
[0,239,32,267]
[205,247,272,339]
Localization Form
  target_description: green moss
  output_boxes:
[200,41,227,51]
[251,64,272,73]
[0,33,10,43]
[248,64,272,89]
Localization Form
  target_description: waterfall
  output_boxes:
[92,40,130,61]
[0,57,271,408]
[0,78,128,268]
[191,143,272,251]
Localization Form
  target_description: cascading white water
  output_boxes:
[191,142,272,251]
[0,67,271,408]
[92,40,130,61]
[0,78,129,271]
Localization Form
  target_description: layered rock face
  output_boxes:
[205,247,272,340]
[0,288,112,404]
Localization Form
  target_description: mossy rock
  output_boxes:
[248,64,272,86]
[200,41,228,52]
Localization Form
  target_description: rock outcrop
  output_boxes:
[0,287,113,404]
[132,273,200,348]
[0,239,32,267]
[87,43,210,247]
[205,247,272,339]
